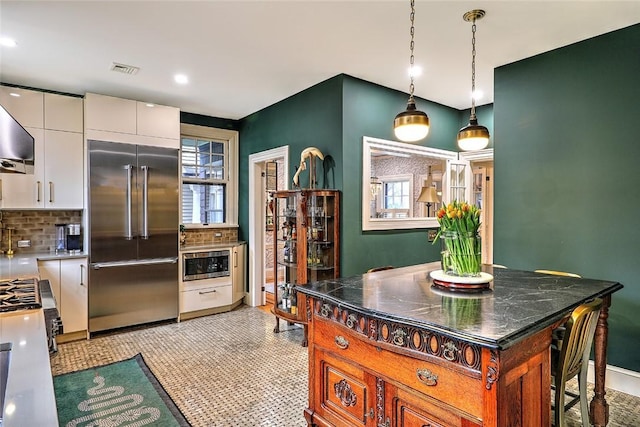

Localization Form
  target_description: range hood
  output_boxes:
[0,103,35,174]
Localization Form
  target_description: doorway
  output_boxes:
[247,146,289,307]
[472,160,494,264]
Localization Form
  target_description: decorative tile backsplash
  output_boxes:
[1,210,240,253]
[0,210,83,254]
[181,227,238,247]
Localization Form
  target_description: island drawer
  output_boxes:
[313,316,482,419]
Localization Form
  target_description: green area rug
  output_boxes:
[54,353,191,427]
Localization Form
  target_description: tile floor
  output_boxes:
[50,306,640,426]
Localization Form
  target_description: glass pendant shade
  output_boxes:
[457,118,490,151]
[394,99,430,143]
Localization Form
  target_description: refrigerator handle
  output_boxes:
[124,164,134,240]
[141,165,149,239]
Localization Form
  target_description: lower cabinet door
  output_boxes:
[314,349,376,426]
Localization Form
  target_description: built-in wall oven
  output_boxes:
[182,249,230,282]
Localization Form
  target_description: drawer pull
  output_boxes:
[199,289,217,295]
[334,379,357,407]
[334,335,349,350]
[416,368,438,386]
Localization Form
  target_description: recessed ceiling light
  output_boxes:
[174,74,189,85]
[0,37,17,47]
[9,92,20,97]
[472,89,484,101]
[145,103,155,107]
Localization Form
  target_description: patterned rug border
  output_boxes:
[54,353,191,427]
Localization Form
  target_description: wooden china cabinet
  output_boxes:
[271,189,340,346]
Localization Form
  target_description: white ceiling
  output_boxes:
[1,1,639,120]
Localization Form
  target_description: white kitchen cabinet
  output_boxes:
[136,101,180,139]
[0,128,83,209]
[232,243,245,304]
[43,130,84,208]
[38,258,88,336]
[44,92,83,132]
[84,93,137,134]
[0,86,44,128]
[85,93,179,148]
[1,89,84,209]
[181,283,232,313]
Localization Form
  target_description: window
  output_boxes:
[180,124,238,227]
[376,174,413,218]
[383,179,410,210]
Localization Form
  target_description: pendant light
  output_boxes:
[393,0,429,143]
[458,9,490,151]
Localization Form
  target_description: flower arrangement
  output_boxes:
[433,201,482,276]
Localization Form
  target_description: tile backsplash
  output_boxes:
[181,227,238,247]
[0,210,83,254]
[0,211,239,253]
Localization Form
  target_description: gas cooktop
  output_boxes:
[0,278,42,312]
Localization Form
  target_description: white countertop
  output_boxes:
[0,309,59,426]
[0,252,88,425]
[0,252,88,281]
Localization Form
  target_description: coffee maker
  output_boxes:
[66,224,82,253]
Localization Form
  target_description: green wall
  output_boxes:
[238,75,344,241]
[237,74,463,277]
[341,76,462,275]
[180,111,239,131]
[494,24,640,371]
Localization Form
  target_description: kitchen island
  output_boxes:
[297,262,623,427]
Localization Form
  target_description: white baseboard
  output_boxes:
[588,361,640,397]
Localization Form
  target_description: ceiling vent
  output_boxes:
[110,62,140,75]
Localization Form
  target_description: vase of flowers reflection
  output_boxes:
[434,201,481,277]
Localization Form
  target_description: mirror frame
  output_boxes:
[362,136,458,231]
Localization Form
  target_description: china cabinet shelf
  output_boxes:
[271,189,340,347]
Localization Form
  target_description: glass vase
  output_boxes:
[440,230,481,277]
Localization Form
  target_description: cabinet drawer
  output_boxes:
[181,284,232,313]
[313,317,482,419]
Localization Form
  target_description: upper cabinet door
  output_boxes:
[0,86,44,128]
[44,93,83,132]
[44,130,84,209]
[85,93,136,134]
[136,102,180,140]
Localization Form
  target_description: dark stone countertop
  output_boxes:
[297,262,623,350]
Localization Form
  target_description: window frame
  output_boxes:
[180,123,238,228]
[378,174,414,217]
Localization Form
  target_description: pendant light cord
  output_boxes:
[470,17,477,120]
[408,0,416,102]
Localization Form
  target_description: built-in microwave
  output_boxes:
[182,250,230,281]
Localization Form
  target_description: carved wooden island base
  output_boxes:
[297,263,622,427]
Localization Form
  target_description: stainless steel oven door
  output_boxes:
[183,250,230,281]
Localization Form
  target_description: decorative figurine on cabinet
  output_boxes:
[293,146,324,189]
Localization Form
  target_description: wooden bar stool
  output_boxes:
[551,298,602,426]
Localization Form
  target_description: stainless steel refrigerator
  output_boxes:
[88,140,179,333]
